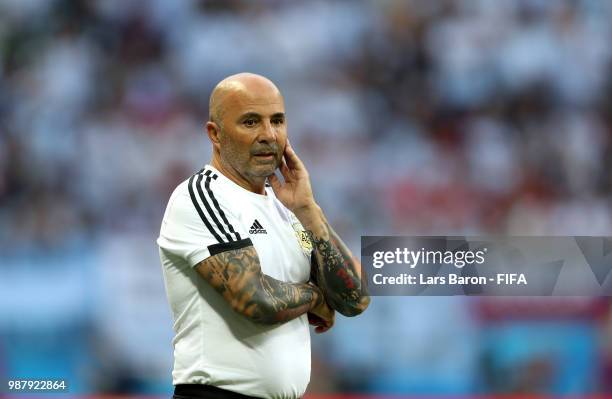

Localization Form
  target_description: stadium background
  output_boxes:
[1,0,612,396]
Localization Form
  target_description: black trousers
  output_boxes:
[173,384,260,399]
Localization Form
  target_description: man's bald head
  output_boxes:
[209,73,283,125]
[205,73,288,192]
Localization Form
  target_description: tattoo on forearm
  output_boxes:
[197,246,322,325]
[308,223,370,316]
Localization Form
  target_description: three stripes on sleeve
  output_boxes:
[188,169,252,256]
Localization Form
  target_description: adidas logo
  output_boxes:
[249,219,267,234]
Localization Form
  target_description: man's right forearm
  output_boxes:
[196,245,323,325]
[253,273,323,324]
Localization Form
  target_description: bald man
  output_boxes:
[157,73,369,399]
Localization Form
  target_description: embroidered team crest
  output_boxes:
[292,222,313,255]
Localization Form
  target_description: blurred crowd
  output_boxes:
[1,0,612,396]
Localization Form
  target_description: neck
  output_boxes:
[210,156,266,194]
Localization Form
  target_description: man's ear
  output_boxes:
[206,121,221,150]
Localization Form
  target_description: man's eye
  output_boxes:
[272,119,284,125]
[244,119,256,127]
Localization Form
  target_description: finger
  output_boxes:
[267,173,282,193]
[279,158,292,181]
[315,324,331,334]
[307,312,323,325]
[283,141,305,171]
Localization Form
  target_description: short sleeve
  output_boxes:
[157,174,251,267]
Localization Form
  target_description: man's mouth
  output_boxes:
[252,144,279,162]
[253,152,276,161]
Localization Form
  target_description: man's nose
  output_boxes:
[258,120,277,142]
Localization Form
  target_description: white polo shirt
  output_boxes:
[157,165,314,399]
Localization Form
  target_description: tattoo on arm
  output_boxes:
[196,245,323,325]
[308,223,370,317]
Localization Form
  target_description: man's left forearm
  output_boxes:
[295,204,370,317]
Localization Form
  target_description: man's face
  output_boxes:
[215,85,287,180]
